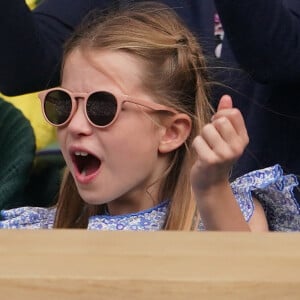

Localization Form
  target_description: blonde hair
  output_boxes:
[54,1,213,229]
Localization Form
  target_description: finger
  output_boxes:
[200,123,233,157]
[217,94,233,111]
[211,95,233,121]
[201,120,248,161]
[213,117,248,155]
[213,108,248,140]
[192,135,219,163]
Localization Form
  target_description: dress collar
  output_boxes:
[87,200,169,231]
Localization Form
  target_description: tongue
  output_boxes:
[80,155,100,176]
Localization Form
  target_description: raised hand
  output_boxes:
[190,95,249,192]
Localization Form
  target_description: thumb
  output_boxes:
[217,95,233,111]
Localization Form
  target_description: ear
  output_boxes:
[158,113,192,154]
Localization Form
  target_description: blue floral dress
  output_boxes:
[0,165,299,231]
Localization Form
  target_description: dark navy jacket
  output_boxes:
[1,0,300,178]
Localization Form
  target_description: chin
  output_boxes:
[81,197,107,206]
[79,191,110,206]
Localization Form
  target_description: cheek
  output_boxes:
[56,129,64,145]
[121,112,161,141]
[56,129,68,156]
[107,115,161,156]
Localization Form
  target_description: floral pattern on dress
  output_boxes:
[230,164,300,231]
[0,206,55,229]
[0,165,299,231]
[88,200,169,231]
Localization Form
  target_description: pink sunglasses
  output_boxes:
[38,88,177,128]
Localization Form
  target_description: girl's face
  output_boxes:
[58,48,170,215]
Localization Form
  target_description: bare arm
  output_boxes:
[249,198,269,231]
[191,95,268,231]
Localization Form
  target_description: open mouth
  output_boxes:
[72,151,101,176]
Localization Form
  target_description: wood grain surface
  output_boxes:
[0,230,299,299]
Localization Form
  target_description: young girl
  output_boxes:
[1,2,299,231]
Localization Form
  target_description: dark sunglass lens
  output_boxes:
[87,92,117,126]
[44,90,72,125]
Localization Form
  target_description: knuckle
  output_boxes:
[230,108,241,117]
[230,142,245,157]
[201,123,213,136]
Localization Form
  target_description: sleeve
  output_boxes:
[230,164,300,231]
[214,0,300,83]
[0,0,113,96]
[0,206,56,229]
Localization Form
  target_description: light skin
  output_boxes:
[58,48,190,216]
[58,47,268,230]
[191,96,268,231]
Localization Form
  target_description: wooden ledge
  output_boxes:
[0,230,299,299]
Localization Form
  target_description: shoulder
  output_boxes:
[230,165,300,231]
[0,206,56,229]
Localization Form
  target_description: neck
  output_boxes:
[106,190,160,216]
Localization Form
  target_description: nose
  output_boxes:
[67,100,93,136]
